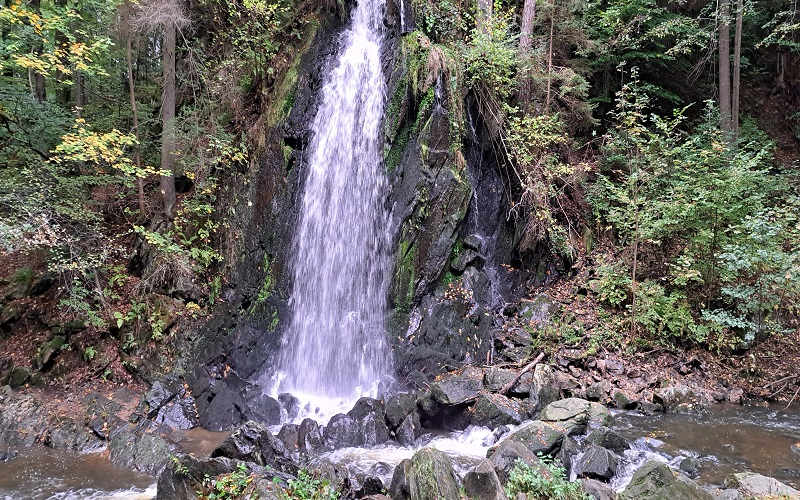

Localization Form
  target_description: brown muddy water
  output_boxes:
[610,403,800,489]
[0,447,155,499]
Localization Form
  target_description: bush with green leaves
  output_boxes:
[198,463,258,500]
[280,469,339,500]
[505,458,589,500]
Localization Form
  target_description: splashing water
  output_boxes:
[272,0,393,400]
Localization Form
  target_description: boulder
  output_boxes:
[653,385,696,411]
[278,393,300,421]
[248,393,282,425]
[108,425,175,476]
[611,389,637,410]
[430,366,484,405]
[527,364,561,414]
[325,401,391,450]
[724,472,799,498]
[574,446,618,481]
[472,392,526,428]
[463,459,508,500]
[8,366,30,389]
[390,448,461,500]
[298,418,326,456]
[210,420,296,474]
[395,412,421,447]
[582,478,617,500]
[491,420,564,457]
[538,398,611,432]
[487,439,543,483]
[585,427,629,454]
[618,461,713,500]
[277,424,299,453]
[557,435,583,478]
[385,393,418,429]
[324,413,361,449]
[0,449,18,462]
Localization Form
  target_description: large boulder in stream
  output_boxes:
[723,472,799,498]
[538,397,612,433]
[491,420,565,456]
[324,397,391,449]
[389,448,461,500]
[210,420,297,474]
[430,366,484,405]
[619,461,713,500]
[471,392,526,428]
[487,439,545,484]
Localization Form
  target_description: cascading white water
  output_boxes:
[272,0,393,400]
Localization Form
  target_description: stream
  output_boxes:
[1,402,799,497]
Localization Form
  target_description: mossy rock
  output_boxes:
[619,461,712,500]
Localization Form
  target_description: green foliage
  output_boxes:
[505,459,589,500]
[464,5,518,101]
[412,0,471,43]
[198,463,258,500]
[281,469,339,500]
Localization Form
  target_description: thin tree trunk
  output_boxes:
[719,0,732,134]
[160,24,177,220]
[29,0,46,103]
[520,0,536,53]
[545,0,555,113]
[477,0,493,33]
[732,0,743,137]
[55,0,70,104]
[127,37,146,219]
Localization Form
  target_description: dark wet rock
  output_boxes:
[487,440,545,484]
[324,413,360,449]
[679,456,700,478]
[471,392,526,428]
[451,248,481,273]
[298,418,326,456]
[138,379,198,430]
[484,367,518,392]
[557,435,583,477]
[586,382,607,402]
[210,420,297,474]
[724,472,799,498]
[518,294,558,328]
[248,393,282,426]
[492,420,564,457]
[574,445,618,481]
[8,366,30,389]
[109,425,176,476]
[395,412,421,447]
[653,385,696,411]
[196,379,249,431]
[389,459,412,500]
[582,478,617,500]
[405,448,461,500]
[0,449,18,461]
[356,476,386,497]
[463,459,508,500]
[618,461,713,500]
[727,387,744,405]
[0,387,49,446]
[277,424,299,453]
[586,427,629,454]
[430,366,483,405]
[278,393,300,421]
[29,273,54,296]
[385,393,417,429]
[636,401,664,415]
[611,389,637,410]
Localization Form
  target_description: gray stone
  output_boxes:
[385,393,417,429]
[582,478,617,500]
[109,425,175,476]
[430,366,484,405]
[487,439,543,484]
[210,420,296,474]
[8,366,29,389]
[574,446,618,480]
[586,427,629,454]
[619,461,713,500]
[463,459,508,500]
[527,364,561,414]
[724,472,799,498]
[471,392,526,428]
[298,418,325,456]
[537,398,612,434]
[611,389,637,410]
[492,420,564,457]
[395,412,421,447]
[653,385,696,411]
[406,448,461,500]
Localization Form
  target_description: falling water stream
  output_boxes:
[270,0,393,404]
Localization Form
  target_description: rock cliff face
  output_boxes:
[186,0,563,428]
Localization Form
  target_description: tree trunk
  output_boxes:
[55,0,70,104]
[477,0,492,33]
[29,0,46,103]
[160,23,177,220]
[732,0,743,136]
[520,0,536,53]
[545,0,556,113]
[718,0,732,134]
[127,37,146,219]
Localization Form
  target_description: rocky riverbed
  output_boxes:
[2,362,799,499]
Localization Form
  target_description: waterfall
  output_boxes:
[273,0,393,399]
